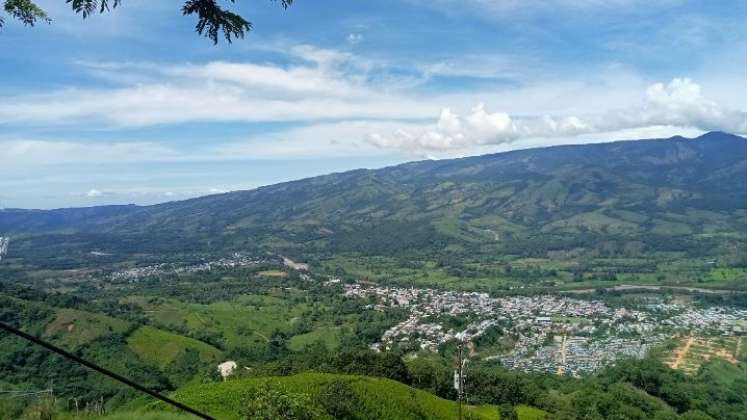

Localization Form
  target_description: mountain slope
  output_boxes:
[151,372,545,420]
[2,132,747,261]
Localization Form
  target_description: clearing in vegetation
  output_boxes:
[666,335,742,375]
[127,326,223,368]
[257,270,289,277]
[44,308,130,350]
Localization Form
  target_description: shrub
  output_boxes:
[241,383,327,420]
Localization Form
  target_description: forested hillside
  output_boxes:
[4,132,747,247]
[3,132,747,292]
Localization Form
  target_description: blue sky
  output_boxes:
[2,0,747,209]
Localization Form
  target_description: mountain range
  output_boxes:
[3,131,747,260]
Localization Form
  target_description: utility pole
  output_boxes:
[455,342,465,420]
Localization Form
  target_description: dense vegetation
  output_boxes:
[2,133,746,419]
[3,133,747,293]
[1,268,745,419]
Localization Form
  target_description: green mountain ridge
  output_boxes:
[3,132,747,292]
[2,132,747,264]
[4,132,746,239]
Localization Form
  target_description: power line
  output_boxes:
[0,389,52,399]
[0,321,214,420]
[0,390,50,393]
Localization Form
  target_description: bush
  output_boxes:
[317,380,360,419]
[241,383,327,420]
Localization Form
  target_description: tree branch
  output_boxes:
[1,0,292,43]
[182,0,251,44]
[2,0,50,26]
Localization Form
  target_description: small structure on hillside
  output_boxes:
[217,361,238,381]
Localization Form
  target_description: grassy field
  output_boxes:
[123,294,311,349]
[122,292,357,354]
[288,326,342,351]
[320,252,747,294]
[257,270,289,277]
[44,308,131,350]
[127,326,223,368]
[321,255,491,290]
[151,372,546,420]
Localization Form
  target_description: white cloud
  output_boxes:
[0,120,404,168]
[73,186,235,201]
[2,37,746,163]
[0,47,438,127]
[0,139,182,166]
[606,78,747,134]
[413,0,683,17]
[347,33,364,44]
[86,189,106,197]
[4,76,746,163]
[366,78,747,154]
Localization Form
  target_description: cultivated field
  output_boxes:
[665,335,743,375]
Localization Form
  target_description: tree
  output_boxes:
[498,403,518,420]
[317,380,359,419]
[241,383,326,420]
[0,0,293,43]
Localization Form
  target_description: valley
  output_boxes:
[1,133,746,420]
[1,247,745,419]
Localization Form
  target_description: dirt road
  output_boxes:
[670,336,695,369]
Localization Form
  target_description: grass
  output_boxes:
[516,405,548,420]
[122,292,355,355]
[150,372,547,420]
[698,359,747,386]
[321,255,476,290]
[257,270,288,277]
[123,294,311,349]
[288,327,341,351]
[127,326,222,368]
[94,414,193,420]
[44,308,130,350]
[321,251,747,296]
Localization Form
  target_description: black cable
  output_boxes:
[0,321,215,420]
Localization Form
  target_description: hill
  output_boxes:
[150,372,545,420]
[126,326,223,369]
[0,288,223,409]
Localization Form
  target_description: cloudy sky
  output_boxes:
[2,0,747,208]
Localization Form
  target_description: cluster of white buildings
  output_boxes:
[343,283,746,375]
[0,237,8,261]
[111,253,264,281]
[654,304,747,335]
[495,329,668,376]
